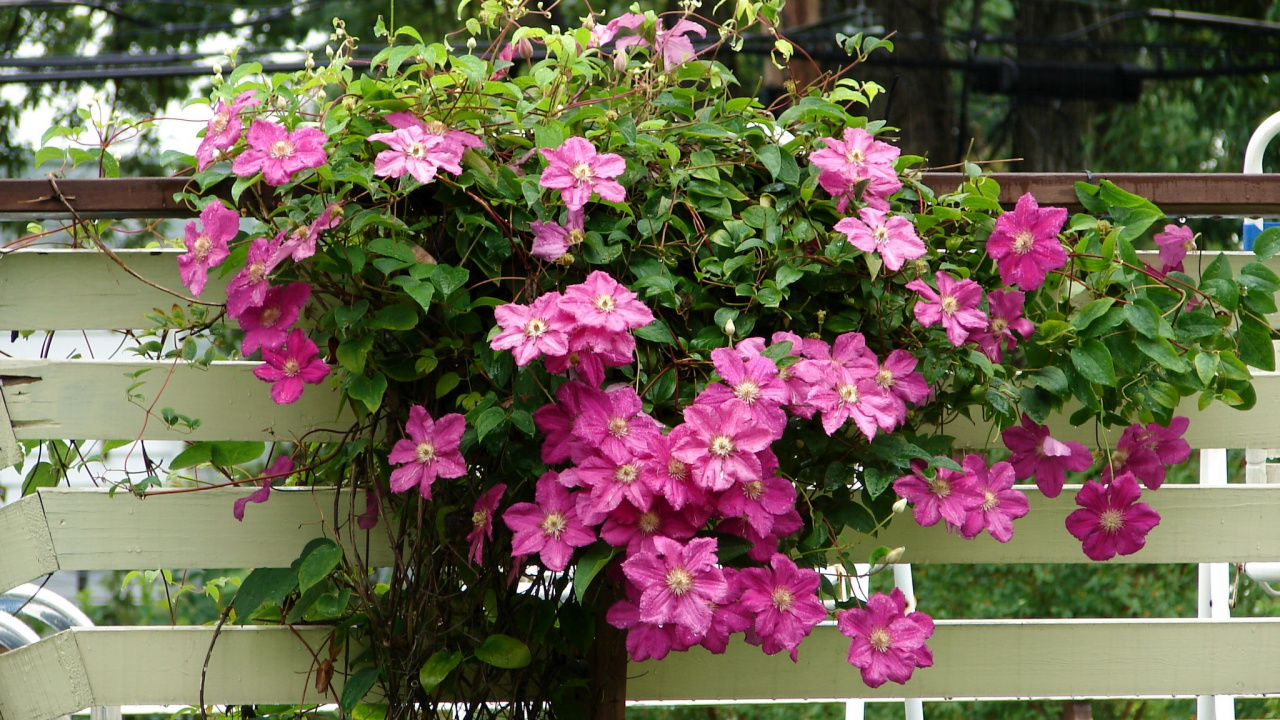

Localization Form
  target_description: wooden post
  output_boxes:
[1062,701,1093,720]
[588,581,628,720]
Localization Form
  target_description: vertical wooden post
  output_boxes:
[1061,701,1093,720]
[589,581,627,720]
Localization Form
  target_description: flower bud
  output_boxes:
[723,317,736,337]
[613,51,628,74]
[557,253,575,267]
[517,37,534,60]
[892,497,909,514]
[342,96,357,111]
[882,546,906,565]
[466,38,477,51]
[1096,219,1112,235]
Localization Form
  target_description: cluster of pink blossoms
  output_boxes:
[589,13,707,71]
[529,137,626,262]
[894,454,1030,543]
[368,111,482,186]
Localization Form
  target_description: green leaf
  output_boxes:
[1027,366,1069,396]
[210,441,266,466]
[298,538,343,594]
[1124,299,1164,339]
[1070,339,1117,386]
[634,318,676,345]
[1147,380,1180,409]
[338,336,376,375]
[1194,352,1220,386]
[419,650,464,693]
[573,542,617,603]
[436,372,460,397]
[775,264,803,290]
[1201,253,1234,284]
[1255,227,1280,261]
[340,667,380,712]
[475,634,532,669]
[21,462,59,496]
[1237,315,1276,371]
[755,144,782,180]
[1175,309,1221,341]
[1070,298,1114,331]
[349,372,389,413]
[394,277,436,311]
[368,303,419,331]
[232,567,298,623]
[1134,335,1190,373]
[474,406,506,443]
[434,265,470,296]
[169,443,213,470]
[1240,261,1280,294]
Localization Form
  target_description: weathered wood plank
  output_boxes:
[0,494,58,596]
[0,631,91,720]
[0,358,351,443]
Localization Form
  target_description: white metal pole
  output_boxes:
[1197,448,1234,720]
[893,564,924,720]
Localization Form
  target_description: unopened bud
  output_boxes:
[882,546,906,565]
[557,253,575,266]
[342,96,357,111]
[815,310,827,324]
[605,109,619,121]
[892,498,909,514]
[723,317,736,337]
[912,258,929,274]
[275,96,288,110]
[466,38,477,51]
[613,51,627,73]
[517,37,534,60]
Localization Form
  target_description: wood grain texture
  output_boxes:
[0,631,91,720]
[0,494,59,597]
[0,358,351,443]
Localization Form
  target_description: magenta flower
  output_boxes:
[696,347,789,434]
[699,569,753,654]
[720,508,803,562]
[538,137,627,211]
[621,535,730,635]
[600,497,697,554]
[368,125,464,185]
[559,270,653,333]
[613,15,707,70]
[834,208,926,271]
[571,385,661,463]
[1065,473,1161,561]
[504,471,596,571]
[388,113,485,155]
[868,349,930,427]
[530,210,585,262]
[737,555,828,661]
[906,271,988,346]
[237,282,310,355]
[225,235,284,319]
[958,456,1029,543]
[820,169,902,213]
[467,483,506,564]
[196,91,260,171]
[669,401,775,491]
[178,200,238,297]
[1155,224,1195,271]
[893,463,981,529]
[986,193,1069,290]
[606,584,694,661]
[231,120,328,186]
[533,381,593,465]
[490,293,574,367]
[838,588,935,689]
[1101,417,1192,490]
[716,473,797,537]
[811,127,902,209]
[971,289,1035,363]
[275,203,341,263]
[559,452,654,523]
[807,366,894,439]
[639,432,706,511]
[252,328,331,405]
[232,456,293,521]
[387,406,467,499]
[1002,414,1093,498]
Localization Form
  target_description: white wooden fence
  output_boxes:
[2,176,1280,719]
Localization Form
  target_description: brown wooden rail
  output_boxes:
[5,173,1280,220]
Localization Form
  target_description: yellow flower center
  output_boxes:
[614,463,639,485]
[743,480,765,500]
[194,234,212,260]
[771,586,794,612]
[1100,508,1125,533]
[838,383,860,404]
[940,295,960,315]
[523,317,548,338]
[539,510,568,538]
[593,294,616,313]
[210,112,229,134]
[269,139,296,160]
[1012,230,1035,255]
[845,147,865,164]
[472,509,488,528]
[247,260,267,284]
[872,225,889,246]
[869,627,893,652]
[607,417,629,438]
[638,512,661,534]
[875,368,895,389]
[570,162,595,182]
[928,476,951,498]
[407,141,427,159]
[568,229,586,245]
[283,358,300,377]
[991,317,1009,333]
[734,379,761,404]
[259,306,282,328]
[665,566,694,596]
[981,489,999,512]
[709,435,736,457]
[415,442,437,464]
[667,457,689,480]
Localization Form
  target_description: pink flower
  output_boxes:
[368,125,464,185]
[504,471,596,571]
[716,473,796,537]
[971,289,1035,363]
[386,112,485,155]
[699,569,752,654]
[621,535,730,635]
[467,483,506,564]
[893,463,981,529]
[906,271,988,346]
[958,456,1029,543]
[275,203,341,263]
[571,385,661,463]
[237,282,310,355]
[807,365,894,439]
[834,208,926,272]
[231,120,328,186]
[696,347,789,434]
[867,349,930,426]
[820,169,902,213]
[612,15,707,70]
[1101,417,1192,490]
[1155,224,1195,271]
[737,555,828,661]
[196,91,260,171]
[606,582,694,661]
[357,488,380,530]
[225,235,284,318]
[178,200,238,297]
[639,432,706,511]
[533,381,593,465]
[985,193,1069,290]
[560,452,654,522]
[837,588,934,689]
[233,456,293,521]
[539,137,626,211]
[530,210,585,262]
[491,293,574,367]
[252,328,330,404]
[387,406,467,498]
[720,509,803,562]
[559,270,653,333]
[600,497,697,554]
[670,401,775,491]
[811,128,902,209]
[1065,473,1161,561]
[1002,414,1092,498]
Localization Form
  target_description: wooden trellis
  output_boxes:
[1,175,1279,720]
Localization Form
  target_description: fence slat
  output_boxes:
[0,494,58,595]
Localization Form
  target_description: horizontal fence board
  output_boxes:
[0,631,91,720]
[0,358,351,443]
[0,494,58,595]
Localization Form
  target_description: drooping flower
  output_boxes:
[612,14,707,70]
[696,346,789,434]
[177,200,238,297]
[737,554,828,661]
[532,381,594,465]
[1065,473,1161,561]
[837,588,935,689]
[387,406,467,499]
[834,207,926,272]
[1002,414,1093,498]
[1100,416,1192,490]
[985,193,1069,290]
[490,293,574,367]
[231,120,328,186]
[530,210,585,262]
[467,483,507,564]
[958,455,1029,543]
[906,271,988,346]
[559,270,653,333]
[621,535,730,635]
[538,137,627,211]
[368,125,464,185]
[233,456,293,521]
[970,289,1036,363]
[893,463,981,529]
[385,112,485,156]
[237,282,311,355]
[275,203,341,263]
[606,582,694,661]
[699,569,753,654]
[669,401,775,491]
[504,471,596,572]
[196,91,260,171]
[225,235,284,318]
[252,328,331,404]
[720,508,804,562]
[1154,223,1195,271]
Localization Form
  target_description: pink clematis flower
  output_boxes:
[504,471,596,571]
[275,203,341,263]
[893,463,981,529]
[834,207,926,272]
[387,406,467,499]
[1002,414,1093,498]
[906,271,988,346]
[1066,473,1161,561]
[639,432,706,511]
[385,112,485,155]
[621,535,730,635]
[837,588,935,688]
[868,349,930,427]
[237,282,311,355]
[600,497,698,555]
[720,508,804,562]
[811,127,902,210]
[985,193,1069,291]
[696,346,789,434]
[1100,416,1192,490]
[490,293,574,367]
[560,451,654,522]
[737,554,828,661]
[1154,224,1195,272]
[533,381,594,465]
[368,125,464,185]
[530,210,585,262]
[958,455,1029,543]
[612,14,707,70]
[606,582,694,661]
[571,385,662,463]
[559,270,653,333]
[539,137,627,211]
[467,483,507,564]
[196,91,260,171]
[225,235,285,319]
[716,473,797,538]
[971,289,1035,363]
[699,569,753,654]
[231,120,328,186]
[232,456,293,521]
[178,200,238,297]
[252,328,330,405]
[808,365,894,439]
[669,401,775,491]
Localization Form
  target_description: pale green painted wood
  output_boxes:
[0,494,57,596]
[0,358,351,442]
[0,631,91,720]
[0,250,226,331]
[628,619,1280,701]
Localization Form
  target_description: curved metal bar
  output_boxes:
[0,609,41,650]
[0,583,94,631]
